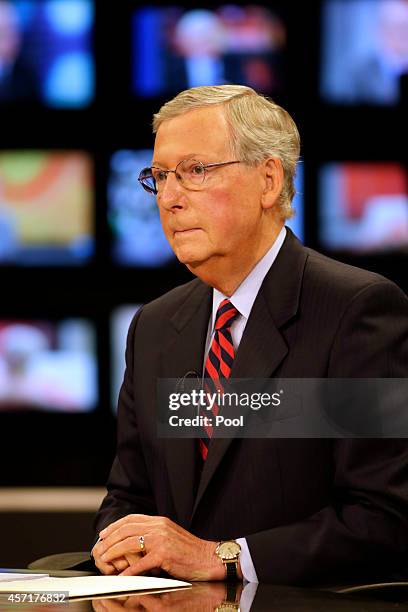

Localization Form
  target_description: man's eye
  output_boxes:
[154,170,167,183]
[189,164,205,176]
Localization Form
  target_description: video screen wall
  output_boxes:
[0,150,94,265]
[319,162,408,253]
[321,0,408,105]
[0,318,97,412]
[0,0,95,107]
[110,304,140,411]
[0,1,405,485]
[133,5,287,97]
[286,161,304,242]
[108,150,174,267]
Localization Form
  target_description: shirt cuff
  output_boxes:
[236,537,259,583]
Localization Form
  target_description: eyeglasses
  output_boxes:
[138,158,241,195]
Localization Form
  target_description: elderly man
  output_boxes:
[93,85,408,585]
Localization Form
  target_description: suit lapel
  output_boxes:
[192,230,308,518]
[161,281,212,528]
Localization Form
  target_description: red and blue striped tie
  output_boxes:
[199,299,240,461]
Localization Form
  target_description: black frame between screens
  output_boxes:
[0,0,406,486]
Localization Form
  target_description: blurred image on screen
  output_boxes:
[286,161,304,242]
[0,319,98,412]
[321,0,408,105]
[133,5,286,97]
[108,150,175,268]
[0,150,94,265]
[110,305,140,412]
[0,0,94,107]
[319,162,408,253]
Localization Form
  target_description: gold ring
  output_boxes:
[138,535,146,554]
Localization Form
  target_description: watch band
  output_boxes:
[225,560,238,582]
[226,580,239,601]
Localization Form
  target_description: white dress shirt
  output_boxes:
[204,226,287,583]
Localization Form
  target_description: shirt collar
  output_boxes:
[211,226,287,330]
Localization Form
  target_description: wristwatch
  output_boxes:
[215,540,241,582]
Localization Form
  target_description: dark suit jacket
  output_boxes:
[95,230,408,585]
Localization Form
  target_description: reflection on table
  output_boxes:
[1,581,408,612]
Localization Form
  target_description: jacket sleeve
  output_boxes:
[246,280,408,585]
[93,307,157,542]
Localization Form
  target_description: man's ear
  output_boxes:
[261,158,284,209]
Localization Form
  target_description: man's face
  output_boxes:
[153,106,268,279]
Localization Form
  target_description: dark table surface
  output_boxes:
[1,580,408,612]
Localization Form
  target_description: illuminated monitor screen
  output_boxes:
[321,0,408,105]
[110,305,141,411]
[286,161,304,242]
[0,0,94,108]
[108,150,175,268]
[133,5,287,97]
[0,318,98,412]
[0,150,94,265]
[319,162,408,253]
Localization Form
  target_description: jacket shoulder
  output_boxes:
[303,245,399,299]
[133,277,208,332]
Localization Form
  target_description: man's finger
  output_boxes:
[120,552,161,577]
[99,514,151,539]
[98,523,147,555]
[101,536,147,563]
[93,543,118,575]
[112,558,129,572]
[94,557,117,575]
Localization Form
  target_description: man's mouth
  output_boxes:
[174,228,201,236]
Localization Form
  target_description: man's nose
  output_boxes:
[157,172,185,211]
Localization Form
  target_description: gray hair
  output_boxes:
[153,85,300,219]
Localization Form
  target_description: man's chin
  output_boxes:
[185,260,204,272]
[177,256,209,277]
[174,250,205,268]
[173,249,219,280]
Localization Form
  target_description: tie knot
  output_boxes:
[214,299,240,331]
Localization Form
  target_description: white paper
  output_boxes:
[0,575,191,598]
[0,573,49,582]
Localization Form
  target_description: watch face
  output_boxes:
[218,541,241,559]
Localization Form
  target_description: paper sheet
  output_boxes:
[0,573,49,583]
[0,575,191,598]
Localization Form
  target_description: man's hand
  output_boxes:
[93,514,241,581]
[93,539,141,575]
